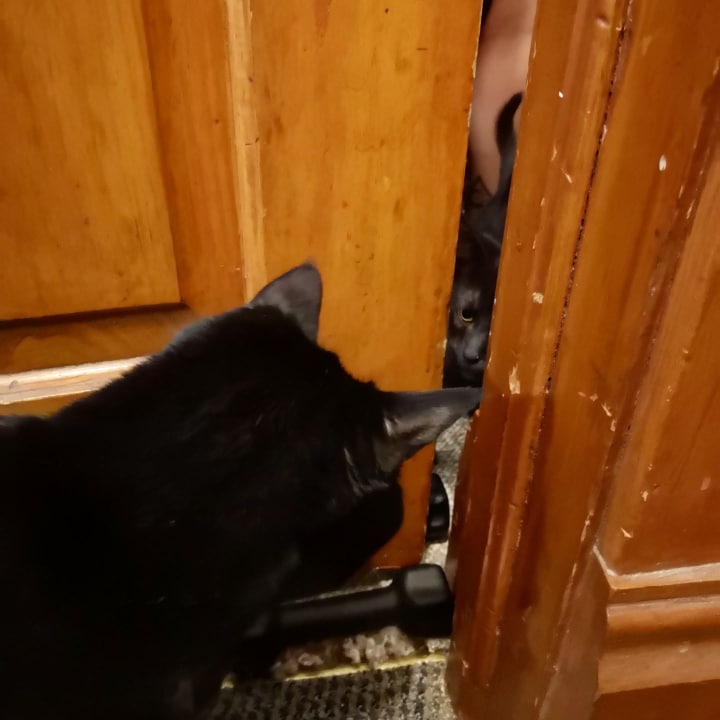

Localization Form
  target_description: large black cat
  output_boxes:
[0,264,479,720]
[444,93,522,388]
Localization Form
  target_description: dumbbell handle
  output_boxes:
[241,563,454,647]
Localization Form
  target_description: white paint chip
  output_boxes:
[621,527,633,539]
[658,154,667,171]
[610,418,617,432]
[532,292,544,304]
[601,403,612,418]
[509,365,521,395]
[589,393,598,402]
[558,90,564,99]
[641,490,649,502]
[701,477,712,491]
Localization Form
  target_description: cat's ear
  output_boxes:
[495,92,522,202]
[376,388,482,471]
[248,262,322,341]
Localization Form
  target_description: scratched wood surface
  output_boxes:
[446,0,628,708]
[447,0,720,717]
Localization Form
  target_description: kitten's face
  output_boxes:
[444,93,520,389]
[445,223,500,388]
[447,279,492,382]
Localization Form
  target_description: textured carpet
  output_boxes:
[213,419,469,719]
[212,660,455,720]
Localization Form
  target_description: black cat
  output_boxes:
[444,93,522,388]
[0,263,479,720]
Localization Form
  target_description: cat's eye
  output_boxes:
[460,307,475,324]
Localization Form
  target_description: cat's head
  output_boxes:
[238,263,481,486]
[444,228,500,387]
[444,93,522,389]
[79,264,480,517]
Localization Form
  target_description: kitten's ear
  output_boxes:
[495,92,522,202]
[249,262,322,341]
[376,388,483,471]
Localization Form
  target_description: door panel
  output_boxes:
[592,681,720,720]
[448,0,720,716]
[0,0,482,567]
[0,1,180,320]
[251,1,481,564]
[601,154,720,569]
[0,0,254,375]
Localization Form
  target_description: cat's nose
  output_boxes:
[463,348,483,364]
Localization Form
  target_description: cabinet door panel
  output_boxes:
[0,0,481,568]
[0,1,179,321]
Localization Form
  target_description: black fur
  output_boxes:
[444,93,522,388]
[0,263,479,720]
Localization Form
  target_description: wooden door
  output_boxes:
[447,0,720,716]
[0,0,482,566]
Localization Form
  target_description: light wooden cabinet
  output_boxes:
[0,0,483,566]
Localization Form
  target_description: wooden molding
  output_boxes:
[599,638,720,694]
[599,550,720,603]
[607,595,720,643]
[0,357,142,412]
[598,548,720,694]
[224,0,267,299]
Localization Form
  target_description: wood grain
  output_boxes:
[0,307,194,375]
[601,149,720,572]
[448,0,720,717]
[605,560,720,603]
[142,0,260,314]
[607,595,720,642]
[251,0,483,565]
[448,0,628,710]
[224,0,267,298]
[599,638,720,694]
[0,357,142,411]
[0,1,179,320]
[592,681,720,720]
[491,0,720,712]
[1,0,258,373]
[539,551,609,720]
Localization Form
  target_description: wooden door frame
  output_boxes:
[446,0,720,716]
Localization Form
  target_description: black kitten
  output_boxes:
[444,93,522,388]
[0,263,479,720]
